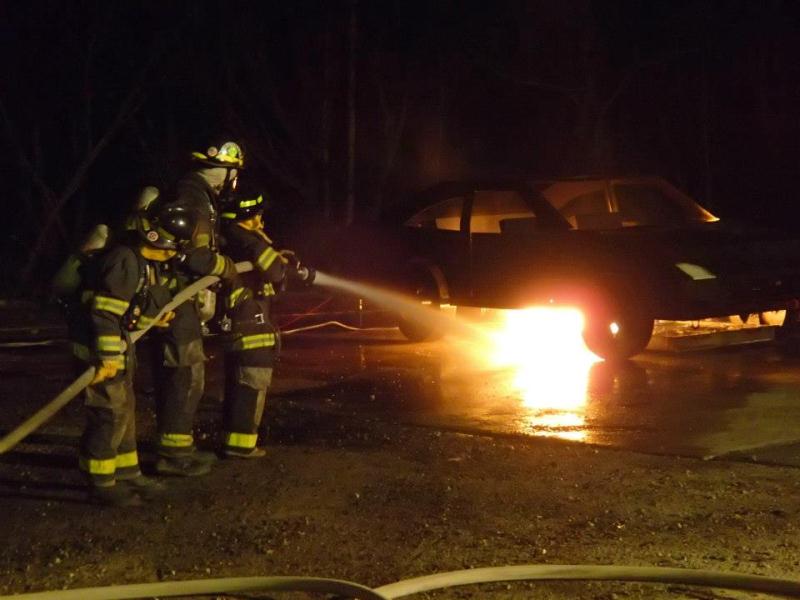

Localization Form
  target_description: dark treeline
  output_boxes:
[2,0,800,295]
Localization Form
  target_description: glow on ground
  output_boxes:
[481,307,600,440]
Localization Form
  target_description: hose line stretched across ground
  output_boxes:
[3,564,800,599]
[0,261,254,455]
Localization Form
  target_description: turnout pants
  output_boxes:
[150,301,206,457]
[79,359,141,487]
[223,298,276,453]
[223,358,272,453]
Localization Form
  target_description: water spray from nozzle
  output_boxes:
[311,271,489,342]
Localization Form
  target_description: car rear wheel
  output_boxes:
[397,265,446,342]
[582,301,653,362]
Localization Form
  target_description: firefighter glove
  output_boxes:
[91,359,120,385]
[279,249,299,267]
[153,310,176,328]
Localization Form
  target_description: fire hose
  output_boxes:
[0,261,255,455]
[3,564,800,599]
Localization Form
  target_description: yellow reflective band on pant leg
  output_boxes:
[159,433,194,447]
[224,432,258,449]
[115,451,139,468]
[79,456,117,475]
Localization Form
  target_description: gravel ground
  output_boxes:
[1,394,800,599]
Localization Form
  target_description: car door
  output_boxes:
[402,193,471,301]
[468,187,566,308]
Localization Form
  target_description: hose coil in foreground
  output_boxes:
[3,565,800,599]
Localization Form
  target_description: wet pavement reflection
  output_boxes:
[278,326,800,466]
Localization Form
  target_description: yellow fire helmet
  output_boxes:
[220,191,268,221]
[191,141,245,169]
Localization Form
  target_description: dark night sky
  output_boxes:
[3,0,800,292]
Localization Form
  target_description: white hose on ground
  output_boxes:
[374,564,800,598]
[282,320,397,335]
[0,575,387,600]
[3,564,800,599]
[0,261,253,455]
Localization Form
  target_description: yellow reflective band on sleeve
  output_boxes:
[137,315,155,329]
[257,247,278,271]
[196,233,211,247]
[221,212,236,219]
[92,295,130,316]
[159,433,194,448]
[115,451,139,468]
[96,335,123,353]
[79,456,117,475]
[262,282,275,296]
[224,432,258,449]
[230,333,276,351]
[228,287,246,307]
[211,254,227,276]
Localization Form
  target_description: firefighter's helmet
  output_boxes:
[191,140,245,169]
[220,191,268,221]
[138,205,197,250]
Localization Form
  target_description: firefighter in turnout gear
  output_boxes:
[219,190,314,458]
[72,205,196,506]
[147,140,245,475]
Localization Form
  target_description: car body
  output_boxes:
[393,176,800,359]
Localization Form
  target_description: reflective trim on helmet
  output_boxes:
[191,142,244,168]
[221,212,237,219]
[239,195,262,208]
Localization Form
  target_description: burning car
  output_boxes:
[394,176,800,360]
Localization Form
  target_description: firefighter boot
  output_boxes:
[119,475,167,500]
[89,484,143,507]
[155,455,212,477]
[222,446,267,459]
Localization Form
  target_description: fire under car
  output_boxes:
[392,176,800,360]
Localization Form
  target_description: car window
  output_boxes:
[613,183,712,226]
[536,181,611,229]
[405,196,464,231]
[470,190,536,234]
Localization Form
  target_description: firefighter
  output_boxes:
[219,189,314,457]
[147,140,246,476]
[72,204,196,506]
